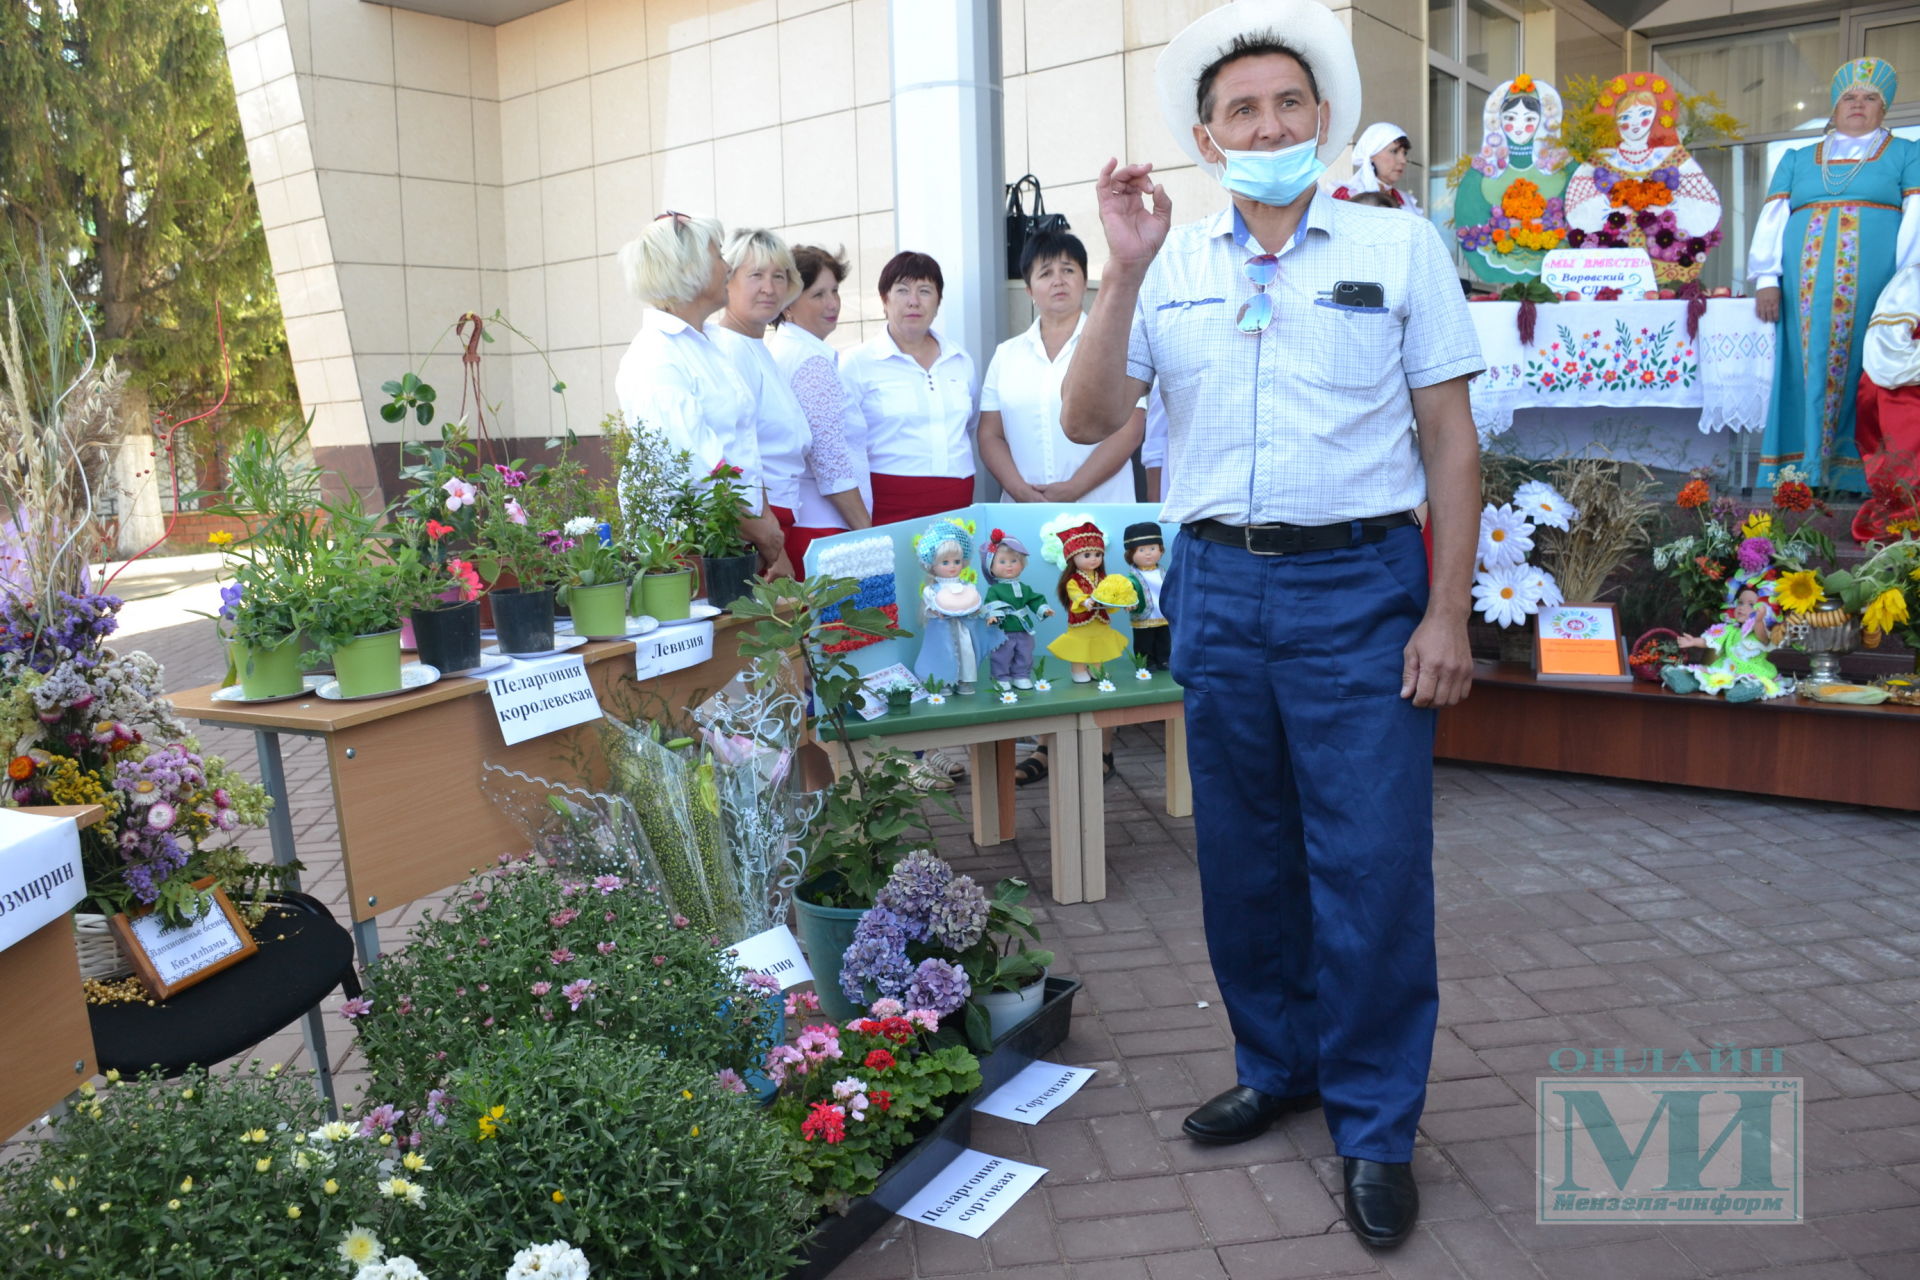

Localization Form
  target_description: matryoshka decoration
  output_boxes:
[1564,73,1723,285]
[1452,73,1573,284]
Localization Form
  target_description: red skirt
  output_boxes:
[1854,374,1920,541]
[786,526,843,573]
[870,474,973,526]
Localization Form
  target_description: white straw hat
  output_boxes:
[1154,0,1361,168]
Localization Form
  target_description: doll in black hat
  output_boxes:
[1122,522,1170,671]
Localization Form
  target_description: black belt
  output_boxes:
[1184,511,1418,557]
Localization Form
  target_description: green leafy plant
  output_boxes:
[685,461,754,558]
[731,575,953,909]
[0,1061,404,1279]
[404,1029,806,1279]
[632,526,695,576]
[379,370,438,427]
[351,855,773,1111]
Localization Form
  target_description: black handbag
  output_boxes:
[1005,174,1069,279]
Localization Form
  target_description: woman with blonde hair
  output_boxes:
[614,213,791,581]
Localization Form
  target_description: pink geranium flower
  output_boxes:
[443,477,477,510]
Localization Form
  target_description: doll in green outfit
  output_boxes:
[1661,572,1793,702]
[981,528,1054,690]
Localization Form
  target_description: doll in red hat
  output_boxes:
[1041,516,1130,682]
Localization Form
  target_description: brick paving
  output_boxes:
[20,584,1920,1280]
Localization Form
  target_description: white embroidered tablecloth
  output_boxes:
[1468,299,1775,442]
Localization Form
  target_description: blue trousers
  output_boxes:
[1164,524,1438,1162]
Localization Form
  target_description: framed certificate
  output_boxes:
[110,878,258,1000]
[1534,603,1632,682]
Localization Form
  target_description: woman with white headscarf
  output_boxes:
[1329,122,1422,212]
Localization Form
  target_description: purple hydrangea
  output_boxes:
[928,875,989,951]
[873,851,953,944]
[840,907,916,1003]
[903,958,970,1017]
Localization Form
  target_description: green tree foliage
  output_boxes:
[0,0,294,454]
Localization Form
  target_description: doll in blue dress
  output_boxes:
[912,519,1002,696]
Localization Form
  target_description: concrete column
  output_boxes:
[888,0,1006,495]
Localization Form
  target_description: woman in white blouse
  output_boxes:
[839,251,978,525]
[979,231,1143,504]
[613,212,792,580]
[767,244,873,569]
[708,228,846,571]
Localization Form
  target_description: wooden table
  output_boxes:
[1436,661,1920,811]
[1,804,106,1138]
[170,621,760,965]
[838,673,1190,904]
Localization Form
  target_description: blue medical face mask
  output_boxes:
[1204,128,1326,207]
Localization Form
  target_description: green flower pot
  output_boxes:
[638,568,694,622]
[568,580,633,639]
[331,629,404,697]
[791,876,868,1023]
[231,636,305,700]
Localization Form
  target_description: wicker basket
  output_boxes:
[73,911,135,981]
[1630,627,1681,683]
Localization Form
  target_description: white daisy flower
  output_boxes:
[925,694,946,706]
[1472,564,1540,628]
[1134,668,1153,680]
[1700,667,1734,691]
[1522,566,1564,609]
[1032,680,1052,691]
[998,691,1018,704]
[1477,504,1535,569]
[1096,679,1117,692]
[1513,481,1579,531]
[337,1226,383,1267]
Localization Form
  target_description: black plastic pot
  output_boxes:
[491,586,556,655]
[409,600,482,674]
[702,550,759,612]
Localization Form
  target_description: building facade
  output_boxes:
[214,0,1919,493]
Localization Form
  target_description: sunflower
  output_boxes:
[1774,570,1823,614]
[1862,587,1910,639]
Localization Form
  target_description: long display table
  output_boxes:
[1435,662,1920,811]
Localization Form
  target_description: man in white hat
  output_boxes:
[1061,0,1483,1251]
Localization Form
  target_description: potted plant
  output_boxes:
[388,519,486,674]
[305,508,408,697]
[881,677,916,713]
[837,850,1055,1049]
[732,575,952,1021]
[686,460,760,611]
[631,525,697,622]
[550,517,633,639]
[469,461,566,655]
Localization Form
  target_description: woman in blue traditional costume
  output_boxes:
[1752,57,1920,489]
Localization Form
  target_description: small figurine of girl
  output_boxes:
[1661,572,1792,702]
[1042,517,1130,683]
[980,529,1054,690]
[913,519,1001,696]
[1121,522,1170,671]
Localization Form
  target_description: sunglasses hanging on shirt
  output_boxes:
[1237,254,1279,335]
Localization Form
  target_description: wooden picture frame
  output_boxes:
[110,878,258,1000]
[1533,602,1632,683]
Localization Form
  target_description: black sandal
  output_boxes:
[1013,746,1048,786]
[1103,751,1115,781]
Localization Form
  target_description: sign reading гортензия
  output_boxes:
[1537,1042,1801,1224]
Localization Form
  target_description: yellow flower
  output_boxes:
[46,1175,72,1193]
[65,1208,77,1219]
[401,1153,430,1173]
[207,530,235,546]
[476,1105,507,1140]
[378,1133,393,1146]
[167,1199,181,1211]
[179,1176,194,1193]
[551,1189,567,1203]
[104,1070,120,1083]
[255,1157,273,1173]
[286,1205,302,1220]
[323,1179,340,1196]
[1775,570,1823,613]
[242,1127,267,1144]
[1740,511,1773,539]
[681,1089,693,1100]
[1863,587,1909,638]
[690,1125,700,1137]
[181,1088,194,1100]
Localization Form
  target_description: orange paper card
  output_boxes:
[1538,637,1626,677]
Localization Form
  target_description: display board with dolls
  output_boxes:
[1563,73,1724,286]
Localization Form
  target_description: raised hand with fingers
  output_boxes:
[1095,158,1174,272]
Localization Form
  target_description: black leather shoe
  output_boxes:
[1343,1158,1418,1249]
[1181,1085,1321,1145]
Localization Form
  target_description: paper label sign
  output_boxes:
[1541,248,1657,298]
[635,621,715,682]
[126,897,247,989]
[487,656,603,745]
[730,924,814,989]
[0,810,86,955]
[896,1149,1047,1238]
[974,1060,1096,1125]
